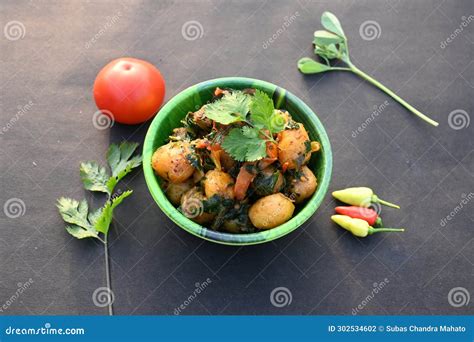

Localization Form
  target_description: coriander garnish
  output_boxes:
[57,141,142,315]
[215,90,285,161]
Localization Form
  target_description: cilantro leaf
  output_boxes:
[88,207,103,226]
[106,163,134,194]
[56,198,99,239]
[249,89,274,127]
[204,91,251,125]
[221,127,267,162]
[58,141,140,241]
[94,190,133,235]
[249,90,285,134]
[64,225,98,239]
[106,142,142,193]
[80,161,110,194]
[57,191,133,239]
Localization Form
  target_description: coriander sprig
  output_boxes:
[297,11,439,127]
[209,90,285,161]
[204,91,251,124]
[57,141,142,315]
[80,142,142,195]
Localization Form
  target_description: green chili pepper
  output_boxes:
[332,187,400,209]
[331,215,404,237]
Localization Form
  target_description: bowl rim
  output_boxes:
[143,77,332,246]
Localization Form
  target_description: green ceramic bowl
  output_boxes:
[143,77,332,245]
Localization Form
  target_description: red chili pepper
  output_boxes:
[335,206,383,227]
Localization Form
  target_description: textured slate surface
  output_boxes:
[0,0,473,315]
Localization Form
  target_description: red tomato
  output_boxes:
[93,57,165,125]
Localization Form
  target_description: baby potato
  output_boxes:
[165,179,194,205]
[249,193,295,229]
[277,124,311,169]
[152,141,195,183]
[203,170,235,199]
[290,166,318,203]
[180,187,215,224]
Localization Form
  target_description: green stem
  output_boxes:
[330,67,351,71]
[369,227,405,234]
[103,235,113,316]
[347,63,439,127]
[373,195,400,209]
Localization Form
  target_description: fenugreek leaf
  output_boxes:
[321,11,346,38]
[297,58,331,74]
[313,30,343,46]
[297,11,439,126]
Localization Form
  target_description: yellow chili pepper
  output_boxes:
[331,215,404,238]
[332,187,400,209]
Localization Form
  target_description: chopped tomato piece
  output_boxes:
[234,165,256,200]
[214,87,225,96]
[266,141,278,159]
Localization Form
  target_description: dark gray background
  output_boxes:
[1,0,473,315]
